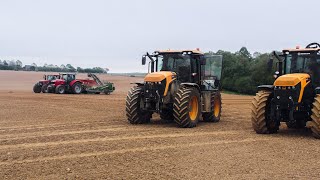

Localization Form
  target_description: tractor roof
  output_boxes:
[283,47,320,53]
[155,49,204,55]
[59,73,76,75]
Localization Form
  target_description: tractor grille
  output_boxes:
[273,83,301,108]
[144,79,166,100]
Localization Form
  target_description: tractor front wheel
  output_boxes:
[126,86,151,124]
[55,85,65,94]
[72,83,83,94]
[307,95,320,138]
[33,84,41,93]
[41,84,48,93]
[173,87,201,128]
[251,91,279,134]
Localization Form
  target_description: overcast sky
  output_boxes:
[0,0,318,72]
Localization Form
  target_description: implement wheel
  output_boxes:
[251,91,279,134]
[173,87,201,128]
[126,86,151,124]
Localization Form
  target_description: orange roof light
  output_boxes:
[196,48,200,51]
[296,45,300,49]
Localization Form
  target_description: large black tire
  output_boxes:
[72,82,83,94]
[307,95,320,138]
[47,85,55,93]
[41,84,48,93]
[33,84,41,93]
[251,91,279,134]
[202,91,222,122]
[126,86,151,124]
[173,87,201,128]
[55,85,65,94]
[160,109,174,122]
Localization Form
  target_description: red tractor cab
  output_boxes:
[33,74,60,93]
[47,73,85,94]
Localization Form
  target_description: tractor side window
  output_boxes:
[306,56,320,87]
[62,75,68,81]
[204,55,222,80]
[202,55,223,90]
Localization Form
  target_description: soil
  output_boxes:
[0,71,320,179]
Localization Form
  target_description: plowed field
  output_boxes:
[0,71,320,179]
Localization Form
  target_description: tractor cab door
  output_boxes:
[201,55,223,91]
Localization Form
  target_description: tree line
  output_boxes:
[0,60,109,74]
[209,47,275,95]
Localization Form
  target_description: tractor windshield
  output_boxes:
[286,53,320,74]
[47,75,57,81]
[157,54,191,72]
[156,54,191,82]
[286,53,320,85]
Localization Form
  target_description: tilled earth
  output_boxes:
[0,71,320,179]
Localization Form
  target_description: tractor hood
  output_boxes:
[274,73,310,86]
[144,71,176,82]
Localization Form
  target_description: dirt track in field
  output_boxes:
[0,71,320,179]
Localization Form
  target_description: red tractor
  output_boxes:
[47,73,97,94]
[33,74,60,93]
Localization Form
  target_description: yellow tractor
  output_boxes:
[251,43,320,138]
[126,49,223,128]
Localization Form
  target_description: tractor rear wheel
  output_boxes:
[33,84,41,93]
[173,87,201,128]
[202,91,222,122]
[160,109,174,122]
[126,86,151,124]
[41,84,48,93]
[251,91,279,134]
[55,85,65,94]
[72,83,83,94]
[307,95,320,138]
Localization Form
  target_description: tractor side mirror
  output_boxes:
[142,56,146,65]
[200,56,206,65]
[267,57,273,72]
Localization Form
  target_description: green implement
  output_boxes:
[84,73,115,95]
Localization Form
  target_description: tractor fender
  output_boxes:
[70,80,82,87]
[180,83,201,92]
[257,85,274,91]
[131,82,144,87]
